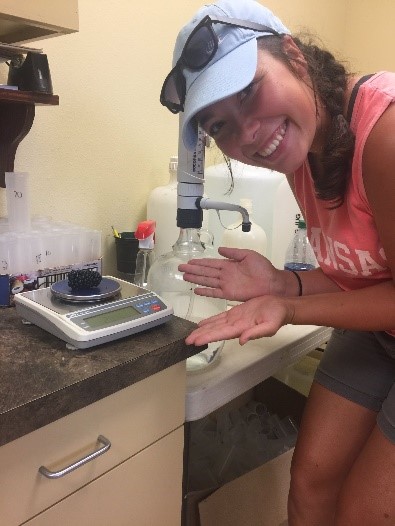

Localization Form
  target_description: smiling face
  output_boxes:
[196,36,325,174]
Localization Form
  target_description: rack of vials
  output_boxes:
[0,172,101,275]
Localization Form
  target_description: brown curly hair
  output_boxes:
[255,34,355,208]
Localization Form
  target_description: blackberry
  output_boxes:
[68,269,102,290]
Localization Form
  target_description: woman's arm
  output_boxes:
[179,247,342,301]
[288,280,395,330]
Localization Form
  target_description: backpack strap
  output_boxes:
[346,73,374,124]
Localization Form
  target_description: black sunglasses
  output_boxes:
[160,15,280,114]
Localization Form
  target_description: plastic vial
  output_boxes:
[5,172,31,232]
[284,218,316,271]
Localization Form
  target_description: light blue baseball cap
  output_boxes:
[171,0,290,150]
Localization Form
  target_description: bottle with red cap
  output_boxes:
[134,220,156,288]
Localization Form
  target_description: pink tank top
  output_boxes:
[293,72,395,332]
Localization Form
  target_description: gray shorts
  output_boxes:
[315,329,395,444]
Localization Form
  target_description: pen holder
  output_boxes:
[115,232,139,275]
[8,52,53,94]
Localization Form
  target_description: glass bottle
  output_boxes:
[147,228,226,373]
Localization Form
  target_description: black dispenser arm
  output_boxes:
[196,197,251,232]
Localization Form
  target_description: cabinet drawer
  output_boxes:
[25,426,184,526]
[0,362,185,526]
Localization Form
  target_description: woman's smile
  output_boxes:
[255,121,287,159]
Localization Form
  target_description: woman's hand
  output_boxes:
[178,247,282,302]
[185,295,295,346]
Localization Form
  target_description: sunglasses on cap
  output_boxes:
[160,15,280,114]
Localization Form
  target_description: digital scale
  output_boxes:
[14,276,174,349]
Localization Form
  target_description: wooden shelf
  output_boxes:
[0,89,59,105]
[0,89,59,187]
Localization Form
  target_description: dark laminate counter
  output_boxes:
[0,307,203,447]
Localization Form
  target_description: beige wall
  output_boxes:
[264,0,346,50]
[0,1,391,274]
[344,0,395,73]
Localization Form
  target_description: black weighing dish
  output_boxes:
[51,277,122,302]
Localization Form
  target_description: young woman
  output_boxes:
[161,0,395,524]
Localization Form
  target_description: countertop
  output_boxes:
[0,306,202,447]
[186,324,332,421]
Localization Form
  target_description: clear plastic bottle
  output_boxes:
[146,156,179,258]
[221,198,267,256]
[204,160,284,259]
[284,218,317,271]
[147,228,227,374]
[271,179,302,269]
[134,220,156,288]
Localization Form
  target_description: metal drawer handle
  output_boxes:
[39,435,111,479]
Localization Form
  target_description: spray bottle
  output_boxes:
[134,220,156,288]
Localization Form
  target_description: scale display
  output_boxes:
[84,305,140,329]
[14,276,174,349]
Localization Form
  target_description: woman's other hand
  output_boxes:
[185,295,294,346]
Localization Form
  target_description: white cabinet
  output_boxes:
[0,0,78,44]
[25,428,184,526]
[0,362,186,525]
